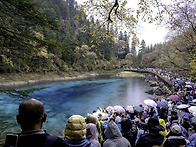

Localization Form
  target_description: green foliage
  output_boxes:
[0,0,59,73]
[0,87,45,99]
[128,0,196,78]
[82,0,138,39]
[0,0,132,74]
[73,45,98,71]
[190,56,196,81]
[1,0,195,79]
[140,35,193,76]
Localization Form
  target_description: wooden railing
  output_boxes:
[124,68,173,87]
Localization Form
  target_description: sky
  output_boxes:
[76,0,169,46]
[137,22,168,46]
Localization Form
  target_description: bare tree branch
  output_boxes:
[107,0,119,23]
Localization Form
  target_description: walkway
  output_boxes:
[124,68,173,87]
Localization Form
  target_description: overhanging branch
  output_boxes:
[107,0,119,23]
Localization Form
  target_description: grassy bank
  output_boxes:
[116,71,145,78]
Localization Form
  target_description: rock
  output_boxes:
[145,89,154,94]
[154,88,166,96]
[150,83,158,87]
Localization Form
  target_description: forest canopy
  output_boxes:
[0,0,195,80]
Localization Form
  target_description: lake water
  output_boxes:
[0,76,152,144]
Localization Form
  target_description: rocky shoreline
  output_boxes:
[144,74,172,100]
[115,71,172,99]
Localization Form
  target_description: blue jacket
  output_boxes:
[103,120,122,131]
[187,135,196,147]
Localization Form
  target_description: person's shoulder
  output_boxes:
[121,136,131,144]
[49,136,67,147]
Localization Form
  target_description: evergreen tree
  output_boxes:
[0,0,58,72]
[131,38,136,55]
[140,40,146,51]
[118,31,123,40]
[123,31,130,55]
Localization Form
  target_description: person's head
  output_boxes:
[147,117,165,133]
[16,98,47,131]
[139,104,143,109]
[121,118,132,132]
[170,124,182,136]
[86,123,97,140]
[86,114,98,125]
[159,108,168,120]
[64,115,86,141]
[171,113,179,122]
[105,106,114,115]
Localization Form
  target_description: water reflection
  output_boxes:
[0,76,152,144]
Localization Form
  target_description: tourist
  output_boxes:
[86,113,102,144]
[164,124,189,147]
[187,122,196,147]
[86,123,101,147]
[170,114,189,139]
[135,117,167,147]
[103,120,131,147]
[121,117,138,147]
[135,121,148,145]
[4,98,67,147]
[187,137,196,147]
[158,107,169,137]
[64,115,94,147]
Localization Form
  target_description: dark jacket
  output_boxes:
[164,136,188,147]
[135,133,166,147]
[4,130,67,147]
[121,118,138,147]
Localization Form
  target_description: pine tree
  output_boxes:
[131,38,136,55]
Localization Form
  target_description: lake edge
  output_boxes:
[0,71,145,89]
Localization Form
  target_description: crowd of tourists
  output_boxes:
[3,69,196,147]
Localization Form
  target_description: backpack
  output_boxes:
[4,134,58,147]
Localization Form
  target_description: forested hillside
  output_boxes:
[0,0,130,73]
[0,0,195,80]
[137,3,196,80]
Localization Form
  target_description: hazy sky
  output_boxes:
[76,0,168,46]
[137,22,168,46]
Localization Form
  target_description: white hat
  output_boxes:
[171,124,182,135]
[106,106,114,115]
[114,105,125,114]
[192,99,196,103]
[126,105,134,113]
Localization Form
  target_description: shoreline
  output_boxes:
[0,71,145,146]
[0,71,145,89]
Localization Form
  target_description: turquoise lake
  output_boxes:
[0,76,152,144]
